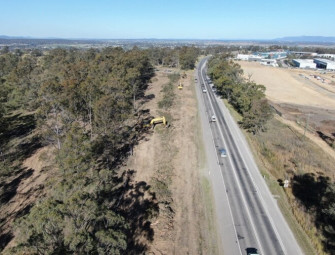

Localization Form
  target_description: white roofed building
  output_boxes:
[292,59,316,69]
[236,54,249,61]
[317,54,335,61]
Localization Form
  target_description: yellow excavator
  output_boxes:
[178,81,183,90]
[143,116,167,128]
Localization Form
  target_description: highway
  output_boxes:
[195,57,304,255]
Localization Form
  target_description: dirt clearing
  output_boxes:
[126,69,215,254]
[238,61,335,159]
[238,61,335,109]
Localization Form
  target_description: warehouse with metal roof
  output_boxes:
[292,59,316,69]
[314,58,335,70]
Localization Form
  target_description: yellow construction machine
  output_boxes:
[178,81,183,90]
[143,116,167,128]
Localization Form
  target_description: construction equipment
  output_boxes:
[143,116,167,128]
[178,81,183,90]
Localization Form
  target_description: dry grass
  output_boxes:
[223,97,335,254]
[253,119,334,178]
[247,117,335,254]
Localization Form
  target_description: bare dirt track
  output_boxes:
[238,61,335,159]
[126,69,213,254]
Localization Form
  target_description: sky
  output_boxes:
[1,0,335,40]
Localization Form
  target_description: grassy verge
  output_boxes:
[222,99,322,255]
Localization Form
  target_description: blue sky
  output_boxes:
[1,0,334,39]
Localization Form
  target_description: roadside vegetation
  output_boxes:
[207,53,272,134]
[210,53,335,254]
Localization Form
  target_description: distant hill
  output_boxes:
[274,36,335,43]
[0,35,34,39]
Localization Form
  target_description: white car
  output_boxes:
[211,115,216,122]
[202,88,207,93]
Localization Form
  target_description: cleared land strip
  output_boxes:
[126,69,217,254]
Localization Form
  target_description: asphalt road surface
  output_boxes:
[195,57,304,255]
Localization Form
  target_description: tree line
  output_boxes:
[146,46,200,70]
[207,53,272,134]
[1,47,157,254]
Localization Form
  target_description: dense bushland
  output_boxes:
[0,47,158,254]
[147,46,200,70]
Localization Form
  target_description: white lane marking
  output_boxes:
[197,60,243,255]
[200,60,265,255]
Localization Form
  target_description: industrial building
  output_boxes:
[236,54,249,61]
[314,58,335,70]
[316,54,335,61]
[291,51,318,57]
[248,55,263,61]
[236,54,262,61]
[236,51,287,61]
[255,51,287,59]
[292,59,316,69]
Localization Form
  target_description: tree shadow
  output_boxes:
[292,173,335,253]
[141,94,155,104]
[317,131,334,147]
[0,112,42,164]
[0,113,36,147]
[0,168,38,251]
[0,167,34,204]
[114,170,159,254]
[0,203,35,251]
[292,173,329,211]
[0,232,13,250]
